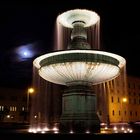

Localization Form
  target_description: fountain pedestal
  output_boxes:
[60,85,100,133]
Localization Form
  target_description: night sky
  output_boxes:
[0,0,140,89]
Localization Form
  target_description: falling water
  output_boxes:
[54,16,100,51]
[96,64,128,127]
[29,66,62,133]
[54,21,71,51]
[87,19,100,50]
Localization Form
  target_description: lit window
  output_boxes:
[10,106,12,111]
[22,107,25,111]
[10,106,17,111]
[0,106,4,111]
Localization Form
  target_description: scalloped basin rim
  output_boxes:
[33,50,126,69]
[57,9,100,28]
[39,52,119,67]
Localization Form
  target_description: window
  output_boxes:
[111,96,114,103]
[112,80,114,88]
[119,110,121,116]
[134,98,136,104]
[124,110,126,115]
[10,106,17,111]
[22,107,25,111]
[130,111,132,116]
[109,81,112,87]
[118,97,120,103]
[112,110,115,116]
[0,106,4,111]
[135,111,137,116]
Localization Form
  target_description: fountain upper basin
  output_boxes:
[57,9,100,28]
[33,50,126,85]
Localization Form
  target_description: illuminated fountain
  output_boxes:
[31,9,126,133]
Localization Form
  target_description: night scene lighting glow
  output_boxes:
[15,43,36,61]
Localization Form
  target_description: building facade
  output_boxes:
[127,76,140,122]
[0,87,27,123]
[0,75,140,124]
[97,75,140,124]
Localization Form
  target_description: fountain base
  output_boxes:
[59,84,100,133]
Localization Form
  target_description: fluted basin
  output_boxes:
[33,49,125,86]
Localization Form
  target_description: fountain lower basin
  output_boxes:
[33,49,125,86]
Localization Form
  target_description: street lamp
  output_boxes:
[27,87,34,112]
